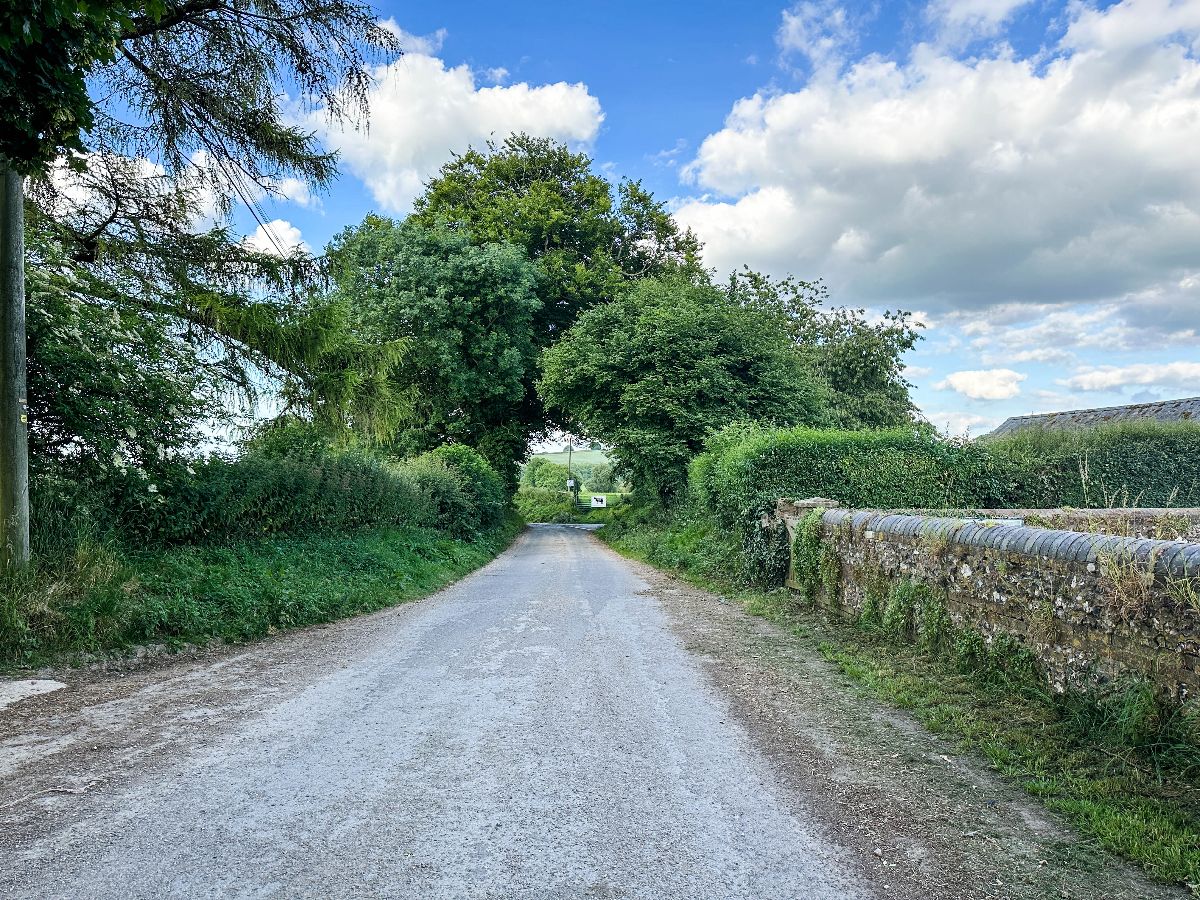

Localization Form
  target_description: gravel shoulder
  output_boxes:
[0,525,1180,899]
[603,537,1184,900]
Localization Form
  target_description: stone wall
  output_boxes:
[776,501,1200,700]
[888,508,1200,542]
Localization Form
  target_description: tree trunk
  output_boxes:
[0,161,30,570]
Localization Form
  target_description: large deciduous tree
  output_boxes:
[410,134,703,344]
[539,276,830,502]
[327,217,541,485]
[402,134,703,469]
[727,269,922,429]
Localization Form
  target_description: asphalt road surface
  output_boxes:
[0,526,1180,900]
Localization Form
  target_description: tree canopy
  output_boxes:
[410,134,703,343]
[327,216,541,482]
[539,275,830,501]
[726,269,922,430]
[15,0,409,508]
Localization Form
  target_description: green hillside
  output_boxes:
[529,449,610,467]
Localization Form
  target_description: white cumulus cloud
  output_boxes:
[935,368,1027,399]
[1062,361,1200,392]
[927,0,1036,44]
[673,1,1200,353]
[777,2,856,71]
[921,409,1002,436]
[244,219,310,256]
[318,31,603,214]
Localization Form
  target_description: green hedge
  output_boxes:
[691,424,1009,529]
[89,444,508,547]
[988,422,1200,508]
[691,421,1200,526]
[426,444,509,533]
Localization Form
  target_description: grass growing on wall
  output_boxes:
[1,516,522,667]
[600,504,1200,893]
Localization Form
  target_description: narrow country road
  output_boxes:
[0,527,1182,900]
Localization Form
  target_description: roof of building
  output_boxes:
[988,396,1200,437]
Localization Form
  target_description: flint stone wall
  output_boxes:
[886,508,1200,542]
[776,501,1200,699]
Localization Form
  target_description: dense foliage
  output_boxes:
[18,0,410,554]
[727,270,922,429]
[41,441,508,549]
[521,458,572,491]
[539,276,830,501]
[411,134,702,343]
[327,218,541,480]
[988,422,1200,509]
[691,424,1008,530]
[1,2,146,170]
[686,420,1200,532]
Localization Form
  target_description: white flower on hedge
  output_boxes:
[148,484,159,493]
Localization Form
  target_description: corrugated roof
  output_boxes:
[989,396,1200,437]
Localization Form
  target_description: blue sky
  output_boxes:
[242,0,1200,436]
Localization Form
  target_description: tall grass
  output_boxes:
[1,517,522,667]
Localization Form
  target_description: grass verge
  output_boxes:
[1,514,523,669]
[600,505,1200,895]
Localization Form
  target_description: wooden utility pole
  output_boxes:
[0,161,30,570]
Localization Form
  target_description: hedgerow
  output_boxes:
[692,424,1008,530]
[691,420,1200,521]
[987,421,1200,508]
[38,443,510,550]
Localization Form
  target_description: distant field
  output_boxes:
[529,449,610,467]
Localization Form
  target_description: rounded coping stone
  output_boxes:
[880,515,916,537]
[995,527,1027,553]
[1179,544,1200,577]
[1154,543,1191,578]
[794,508,1200,577]
[955,522,989,547]
[976,526,1008,550]
[1046,531,1077,558]
[917,518,959,539]
[1073,534,1102,564]
[1132,539,1164,565]
[823,509,852,528]
[914,518,940,537]
[1115,537,1148,566]
[1084,534,1126,564]
[1060,533,1094,563]
[1036,528,1075,556]
[847,511,876,533]
[1020,530,1044,556]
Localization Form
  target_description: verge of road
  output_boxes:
[594,534,1186,900]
